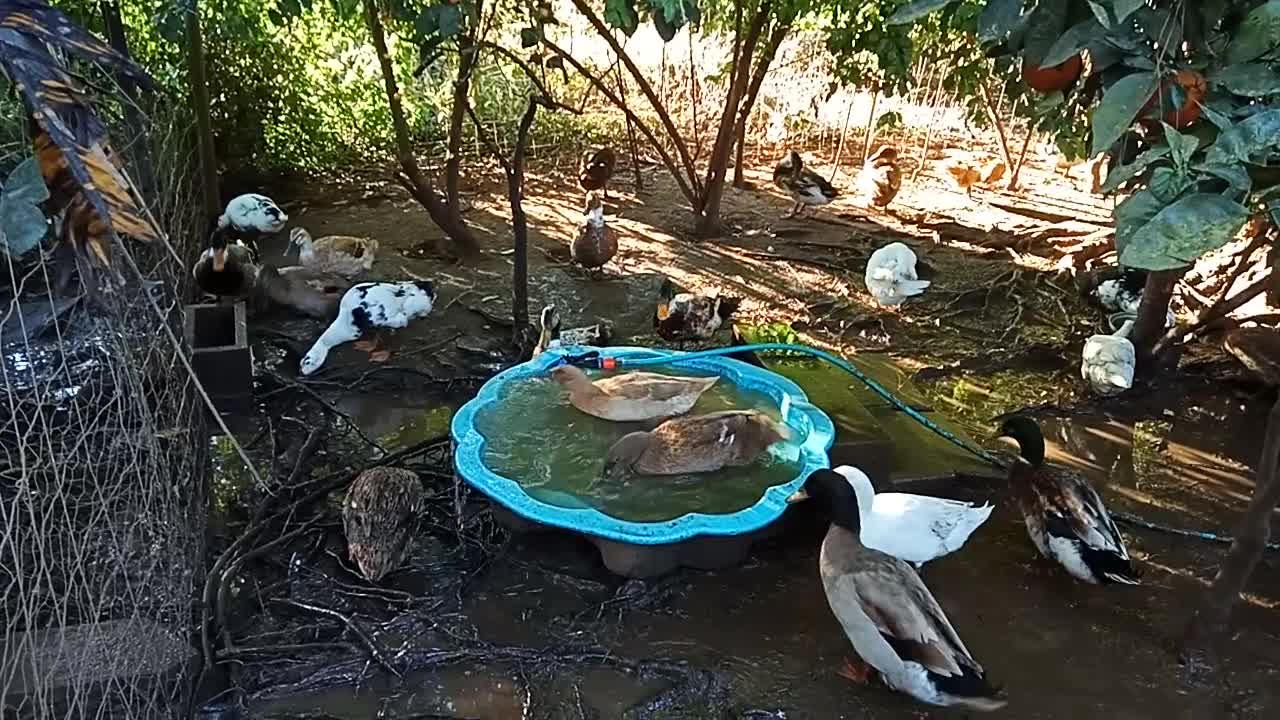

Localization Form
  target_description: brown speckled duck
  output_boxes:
[602,409,791,480]
[654,278,741,345]
[571,193,616,274]
[550,364,718,422]
[857,146,902,208]
[995,416,1140,585]
[256,264,352,319]
[532,305,615,357]
[578,146,616,198]
[342,467,425,582]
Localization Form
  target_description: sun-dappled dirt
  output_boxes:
[228,141,1280,719]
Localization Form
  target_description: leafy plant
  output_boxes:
[0,158,51,258]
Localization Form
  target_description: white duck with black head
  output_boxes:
[218,193,288,257]
[300,279,436,375]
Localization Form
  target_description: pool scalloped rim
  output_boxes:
[451,346,836,546]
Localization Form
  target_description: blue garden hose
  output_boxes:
[560,342,1009,469]
[559,342,1277,551]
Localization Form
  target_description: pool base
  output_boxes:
[489,505,782,578]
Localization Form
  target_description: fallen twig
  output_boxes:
[277,598,403,679]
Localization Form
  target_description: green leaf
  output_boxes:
[1087,1,1113,28]
[1100,146,1170,194]
[1269,198,1280,228]
[977,0,1026,43]
[1119,194,1250,271]
[1194,162,1252,194]
[1149,166,1194,203]
[1204,109,1280,166]
[1111,0,1145,24]
[604,0,640,35]
[0,159,50,257]
[1090,72,1159,157]
[1114,189,1166,255]
[1162,123,1200,170]
[1209,63,1280,97]
[887,0,956,26]
[1041,19,1100,68]
[520,26,540,48]
[1021,0,1070,65]
[546,56,564,70]
[415,7,439,37]
[653,7,677,42]
[1031,91,1065,115]
[437,4,463,37]
[1226,0,1280,63]
[1199,100,1235,130]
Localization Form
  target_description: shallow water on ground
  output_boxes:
[475,367,803,523]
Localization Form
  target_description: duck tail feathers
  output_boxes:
[1084,546,1142,585]
[931,666,1006,712]
[897,279,931,297]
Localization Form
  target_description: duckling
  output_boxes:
[578,146,617,199]
[773,150,839,218]
[857,146,902,208]
[571,192,617,275]
[654,278,741,345]
[819,466,993,567]
[865,241,930,306]
[289,226,378,278]
[602,409,791,480]
[192,226,257,298]
[300,280,436,375]
[995,416,1140,585]
[785,470,1006,712]
[1223,326,1280,388]
[255,264,351,320]
[342,467,425,582]
[550,364,719,422]
[1081,317,1136,396]
[218,193,288,257]
[532,305,614,357]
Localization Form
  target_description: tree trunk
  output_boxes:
[1184,395,1280,661]
[185,0,220,221]
[362,0,478,257]
[1130,269,1181,364]
[1006,123,1036,191]
[859,89,879,164]
[613,47,643,191]
[100,1,156,201]
[694,2,772,237]
[508,100,539,346]
[977,81,1014,172]
[733,18,788,190]
[446,27,479,219]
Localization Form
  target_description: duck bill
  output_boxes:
[785,488,810,504]
[212,247,227,272]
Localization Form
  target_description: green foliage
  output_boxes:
[0,158,50,257]
[605,0,641,35]
[600,0,700,42]
[899,0,1280,273]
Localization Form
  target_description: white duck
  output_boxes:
[1081,318,1136,396]
[823,466,992,566]
[300,280,436,375]
[218,193,288,255]
[865,241,930,306]
[787,470,1007,711]
[289,227,378,278]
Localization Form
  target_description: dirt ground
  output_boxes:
[226,137,1280,719]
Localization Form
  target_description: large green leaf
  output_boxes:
[977,0,1026,43]
[1120,194,1251,271]
[1111,0,1145,24]
[1209,63,1280,97]
[1021,0,1069,64]
[1226,0,1280,63]
[650,0,700,25]
[1100,145,1169,194]
[1114,189,1166,255]
[1089,72,1158,157]
[436,4,462,37]
[1204,109,1280,166]
[0,158,51,257]
[604,0,640,35]
[1195,162,1253,194]
[1041,19,1100,67]
[887,0,956,26]
[1162,123,1200,171]
[1149,166,1194,203]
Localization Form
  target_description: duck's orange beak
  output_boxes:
[212,247,227,272]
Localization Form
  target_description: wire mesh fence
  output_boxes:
[1,99,207,719]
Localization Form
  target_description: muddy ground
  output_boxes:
[210,137,1280,720]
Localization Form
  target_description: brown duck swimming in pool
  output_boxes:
[602,409,791,480]
[550,364,719,422]
[342,467,425,582]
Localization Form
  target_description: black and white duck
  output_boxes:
[654,278,740,345]
[995,416,1141,585]
[299,280,436,375]
[773,150,838,219]
[532,304,614,357]
[786,469,1006,711]
[218,193,288,256]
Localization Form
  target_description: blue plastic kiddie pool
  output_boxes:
[451,346,835,546]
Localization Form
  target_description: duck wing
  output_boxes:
[1030,467,1130,560]
[595,372,716,402]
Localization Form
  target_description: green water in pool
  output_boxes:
[475,366,805,523]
